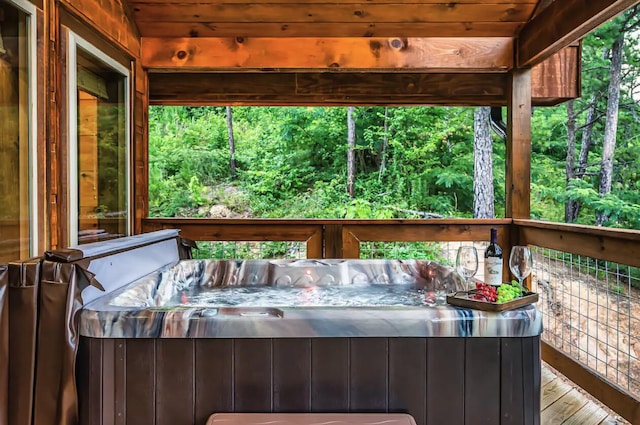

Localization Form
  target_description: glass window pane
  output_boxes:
[76,47,128,244]
[0,3,30,262]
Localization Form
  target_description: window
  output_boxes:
[0,0,37,262]
[68,33,130,245]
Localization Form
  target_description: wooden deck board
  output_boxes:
[541,376,572,410]
[542,365,557,386]
[541,388,587,424]
[561,401,610,425]
[541,363,626,425]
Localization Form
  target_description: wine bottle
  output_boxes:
[484,228,503,286]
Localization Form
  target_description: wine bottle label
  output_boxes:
[484,257,502,286]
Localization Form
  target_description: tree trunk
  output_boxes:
[378,107,389,181]
[596,36,624,225]
[226,106,236,179]
[347,107,356,197]
[565,100,579,223]
[473,107,494,218]
[577,94,597,179]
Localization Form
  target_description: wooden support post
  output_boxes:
[506,68,531,283]
[133,62,149,235]
[506,68,531,220]
[341,228,361,259]
[323,224,343,259]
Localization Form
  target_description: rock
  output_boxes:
[208,205,233,218]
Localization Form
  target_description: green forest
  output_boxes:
[148,11,640,230]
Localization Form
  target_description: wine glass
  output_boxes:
[509,246,533,293]
[456,246,478,290]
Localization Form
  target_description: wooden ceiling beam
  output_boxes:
[518,0,640,67]
[149,72,507,105]
[148,55,580,106]
[141,37,514,72]
[131,3,535,23]
[149,72,506,96]
[136,22,523,38]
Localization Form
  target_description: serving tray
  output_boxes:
[446,290,539,312]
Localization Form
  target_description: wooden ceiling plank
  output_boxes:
[518,0,640,67]
[141,37,514,71]
[136,21,523,38]
[132,3,535,23]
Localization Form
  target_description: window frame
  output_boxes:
[3,0,38,256]
[67,31,131,246]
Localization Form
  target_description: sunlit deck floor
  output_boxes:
[541,362,628,424]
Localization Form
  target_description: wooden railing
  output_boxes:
[142,217,640,423]
[516,219,640,424]
[142,216,511,258]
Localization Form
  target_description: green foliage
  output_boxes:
[193,241,300,260]
[149,105,480,220]
[360,241,448,262]
[148,16,640,231]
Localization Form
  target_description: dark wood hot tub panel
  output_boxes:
[77,336,541,425]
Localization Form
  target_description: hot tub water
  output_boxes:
[171,284,431,308]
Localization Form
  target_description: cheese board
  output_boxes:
[446,290,539,312]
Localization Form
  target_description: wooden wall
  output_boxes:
[39,0,143,250]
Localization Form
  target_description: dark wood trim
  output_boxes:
[517,0,639,67]
[36,8,48,255]
[542,342,640,424]
[505,68,531,220]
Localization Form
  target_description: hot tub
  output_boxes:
[80,259,541,339]
[75,256,542,425]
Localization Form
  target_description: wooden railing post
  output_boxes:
[341,227,360,259]
[323,224,343,259]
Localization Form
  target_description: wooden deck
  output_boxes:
[542,363,627,425]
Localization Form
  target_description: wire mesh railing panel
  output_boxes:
[532,247,640,397]
[193,241,307,260]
